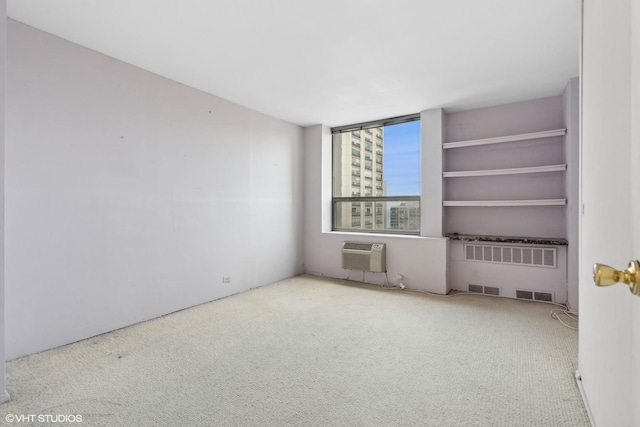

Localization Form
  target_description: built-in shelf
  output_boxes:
[443,164,567,178]
[442,128,566,150]
[443,199,567,207]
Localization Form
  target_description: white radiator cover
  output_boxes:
[341,242,386,273]
[464,243,557,268]
[448,240,568,304]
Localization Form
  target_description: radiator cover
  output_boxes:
[464,243,556,268]
[341,242,386,273]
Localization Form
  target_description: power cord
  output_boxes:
[550,309,579,330]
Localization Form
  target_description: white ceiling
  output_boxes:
[7,0,581,127]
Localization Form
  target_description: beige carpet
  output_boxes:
[1,275,588,426]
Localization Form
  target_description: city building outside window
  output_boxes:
[332,114,420,234]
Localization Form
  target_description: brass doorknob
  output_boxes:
[593,260,640,295]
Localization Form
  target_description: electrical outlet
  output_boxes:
[222,276,231,284]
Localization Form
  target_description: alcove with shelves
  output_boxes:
[443,118,568,239]
[439,79,580,308]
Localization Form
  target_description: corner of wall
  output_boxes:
[303,124,331,271]
[320,126,333,233]
[7,23,306,357]
[420,108,444,237]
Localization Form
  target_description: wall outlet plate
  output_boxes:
[222,276,231,283]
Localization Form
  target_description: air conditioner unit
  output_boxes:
[341,242,386,273]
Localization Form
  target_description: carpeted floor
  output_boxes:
[1,275,589,426]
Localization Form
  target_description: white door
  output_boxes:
[580,0,640,426]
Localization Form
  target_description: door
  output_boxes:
[580,0,640,426]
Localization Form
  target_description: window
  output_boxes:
[332,114,421,234]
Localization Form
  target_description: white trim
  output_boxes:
[574,370,596,426]
[0,390,10,404]
[443,164,567,177]
[443,199,567,207]
[442,128,567,149]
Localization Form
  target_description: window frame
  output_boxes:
[331,113,421,235]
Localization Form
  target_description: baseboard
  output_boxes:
[574,370,595,426]
[0,390,11,405]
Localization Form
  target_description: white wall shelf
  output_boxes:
[443,199,567,207]
[443,164,567,178]
[442,128,566,150]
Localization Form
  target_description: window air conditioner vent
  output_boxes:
[341,242,386,273]
[343,242,375,251]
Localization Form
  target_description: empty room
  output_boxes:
[0,1,638,426]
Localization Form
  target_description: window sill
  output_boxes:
[323,230,445,240]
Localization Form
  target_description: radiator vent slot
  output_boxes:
[341,242,386,273]
[468,284,501,296]
[464,244,556,268]
[516,290,534,300]
[516,289,554,303]
[484,286,500,296]
[534,292,554,302]
[468,284,484,293]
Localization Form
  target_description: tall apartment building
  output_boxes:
[333,127,385,230]
[390,204,420,230]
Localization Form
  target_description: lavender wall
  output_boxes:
[445,96,565,141]
[5,20,304,359]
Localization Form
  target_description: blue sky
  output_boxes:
[383,121,421,195]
